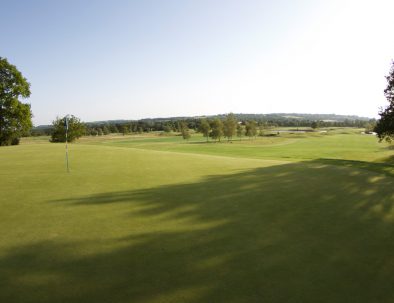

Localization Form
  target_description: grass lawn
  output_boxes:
[1,130,393,302]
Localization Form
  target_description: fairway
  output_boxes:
[1,132,394,303]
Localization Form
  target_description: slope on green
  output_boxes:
[1,133,394,303]
[98,131,391,161]
[97,130,394,175]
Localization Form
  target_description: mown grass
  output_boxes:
[94,129,394,175]
[1,130,394,302]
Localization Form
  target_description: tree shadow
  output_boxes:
[381,154,394,164]
[1,161,394,302]
[315,158,394,177]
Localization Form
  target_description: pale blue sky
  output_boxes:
[2,0,394,125]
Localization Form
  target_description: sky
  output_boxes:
[2,0,394,125]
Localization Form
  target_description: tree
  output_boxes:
[180,121,190,140]
[236,123,244,140]
[364,120,376,134]
[129,123,136,133]
[258,122,268,136]
[97,127,104,136]
[0,57,32,146]
[245,120,257,139]
[199,119,211,142]
[210,118,224,142]
[163,125,172,133]
[121,124,129,135]
[375,61,394,142]
[90,128,98,136]
[102,124,111,135]
[51,115,85,142]
[110,124,119,133]
[223,113,237,141]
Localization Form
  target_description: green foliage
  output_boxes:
[102,125,111,135]
[89,128,98,136]
[258,122,269,136]
[121,125,129,135]
[180,121,191,140]
[43,114,373,138]
[223,113,237,141]
[51,115,85,142]
[163,125,172,133]
[0,57,32,146]
[364,121,376,133]
[236,123,244,140]
[199,119,211,142]
[375,61,394,142]
[210,118,224,142]
[245,120,257,139]
[110,124,119,133]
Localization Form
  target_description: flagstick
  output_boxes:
[65,134,69,173]
[65,116,70,173]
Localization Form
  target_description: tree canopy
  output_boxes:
[236,123,244,140]
[0,57,32,146]
[245,120,257,139]
[51,115,85,143]
[223,113,237,141]
[180,121,190,140]
[199,119,211,142]
[210,118,224,142]
[375,61,394,142]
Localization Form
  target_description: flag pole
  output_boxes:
[65,115,70,173]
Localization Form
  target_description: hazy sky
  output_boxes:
[2,0,394,125]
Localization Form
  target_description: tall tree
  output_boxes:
[0,57,32,146]
[163,124,172,133]
[51,115,85,142]
[180,121,190,140]
[245,120,257,139]
[97,127,104,136]
[199,119,211,142]
[375,61,394,142]
[102,124,111,135]
[236,123,244,140]
[109,124,119,133]
[311,121,319,129]
[210,118,224,142]
[223,113,237,141]
[121,124,129,135]
[364,120,376,134]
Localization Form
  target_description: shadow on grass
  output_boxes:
[381,154,394,164]
[1,161,394,303]
[315,158,394,177]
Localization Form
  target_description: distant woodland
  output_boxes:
[31,113,375,137]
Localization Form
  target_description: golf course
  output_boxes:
[1,129,393,303]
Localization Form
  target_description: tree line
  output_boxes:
[47,114,252,142]
[47,113,375,143]
[31,115,377,138]
[1,56,393,145]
